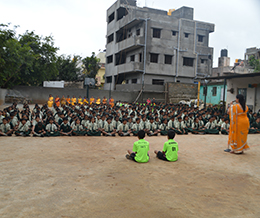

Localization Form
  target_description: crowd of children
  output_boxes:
[0,96,260,137]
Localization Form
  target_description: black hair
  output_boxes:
[137,130,145,139]
[236,94,246,112]
[168,130,175,139]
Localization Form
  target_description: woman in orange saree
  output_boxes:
[55,95,60,107]
[228,94,250,154]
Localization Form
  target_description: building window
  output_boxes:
[198,35,204,42]
[130,55,135,62]
[117,7,128,21]
[107,33,114,43]
[184,33,189,38]
[106,76,112,83]
[203,87,207,96]
[132,78,137,84]
[139,53,142,62]
[150,53,159,63]
[201,59,207,64]
[153,28,161,38]
[136,29,140,36]
[126,80,129,84]
[152,79,164,85]
[107,55,113,64]
[165,55,173,65]
[108,12,115,23]
[115,52,126,65]
[238,88,247,102]
[212,87,217,96]
[172,31,177,36]
[183,57,194,67]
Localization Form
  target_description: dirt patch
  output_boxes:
[0,134,260,218]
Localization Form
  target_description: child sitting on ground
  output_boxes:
[126,130,149,163]
[154,130,179,162]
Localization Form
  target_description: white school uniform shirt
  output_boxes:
[104,122,114,132]
[0,123,11,132]
[159,123,168,131]
[11,117,19,127]
[72,123,84,131]
[175,120,182,129]
[112,120,121,129]
[88,122,99,131]
[0,115,4,123]
[46,123,58,131]
[168,120,175,129]
[117,123,130,132]
[98,120,107,129]
[17,123,29,132]
[81,119,89,127]
[205,122,216,129]
[199,120,204,127]
[146,122,156,131]
[192,122,199,129]
[181,121,187,129]
[132,123,143,131]
[221,123,230,130]
[218,120,224,127]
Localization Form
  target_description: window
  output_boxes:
[136,29,140,36]
[184,33,189,38]
[139,53,142,62]
[108,12,115,23]
[107,55,113,64]
[238,88,247,102]
[132,78,137,84]
[165,55,173,64]
[117,7,128,21]
[152,79,164,85]
[126,80,129,84]
[203,87,207,96]
[107,33,114,43]
[106,76,112,83]
[153,28,161,38]
[201,59,207,64]
[183,57,194,67]
[198,35,204,42]
[150,53,159,63]
[130,55,135,62]
[212,87,217,96]
[172,31,177,36]
[115,52,126,65]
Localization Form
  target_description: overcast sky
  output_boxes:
[1,0,260,67]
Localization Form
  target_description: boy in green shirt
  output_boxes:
[154,130,178,162]
[126,130,149,163]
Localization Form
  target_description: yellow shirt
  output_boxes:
[48,97,54,107]
[71,98,77,105]
[96,98,101,105]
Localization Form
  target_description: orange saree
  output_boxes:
[228,104,250,153]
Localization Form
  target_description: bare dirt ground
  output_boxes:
[0,133,260,218]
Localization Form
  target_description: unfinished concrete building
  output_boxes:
[104,0,215,92]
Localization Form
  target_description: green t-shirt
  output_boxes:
[163,139,179,162]
[132,139,149,163]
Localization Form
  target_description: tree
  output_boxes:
[0,24,35,88]
[249,55,260,72]
[19,31,59,86]
[55,55,82,81]
[82,52,100,79]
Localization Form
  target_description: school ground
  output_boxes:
[0,134,260,218]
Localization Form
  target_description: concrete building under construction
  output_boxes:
[104,0,215,93]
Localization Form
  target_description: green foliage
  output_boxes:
[82,52,100,78]
[249,55,260,72]
[55,55,82,81]
[0,24,60,88]
[18,31,59,86]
